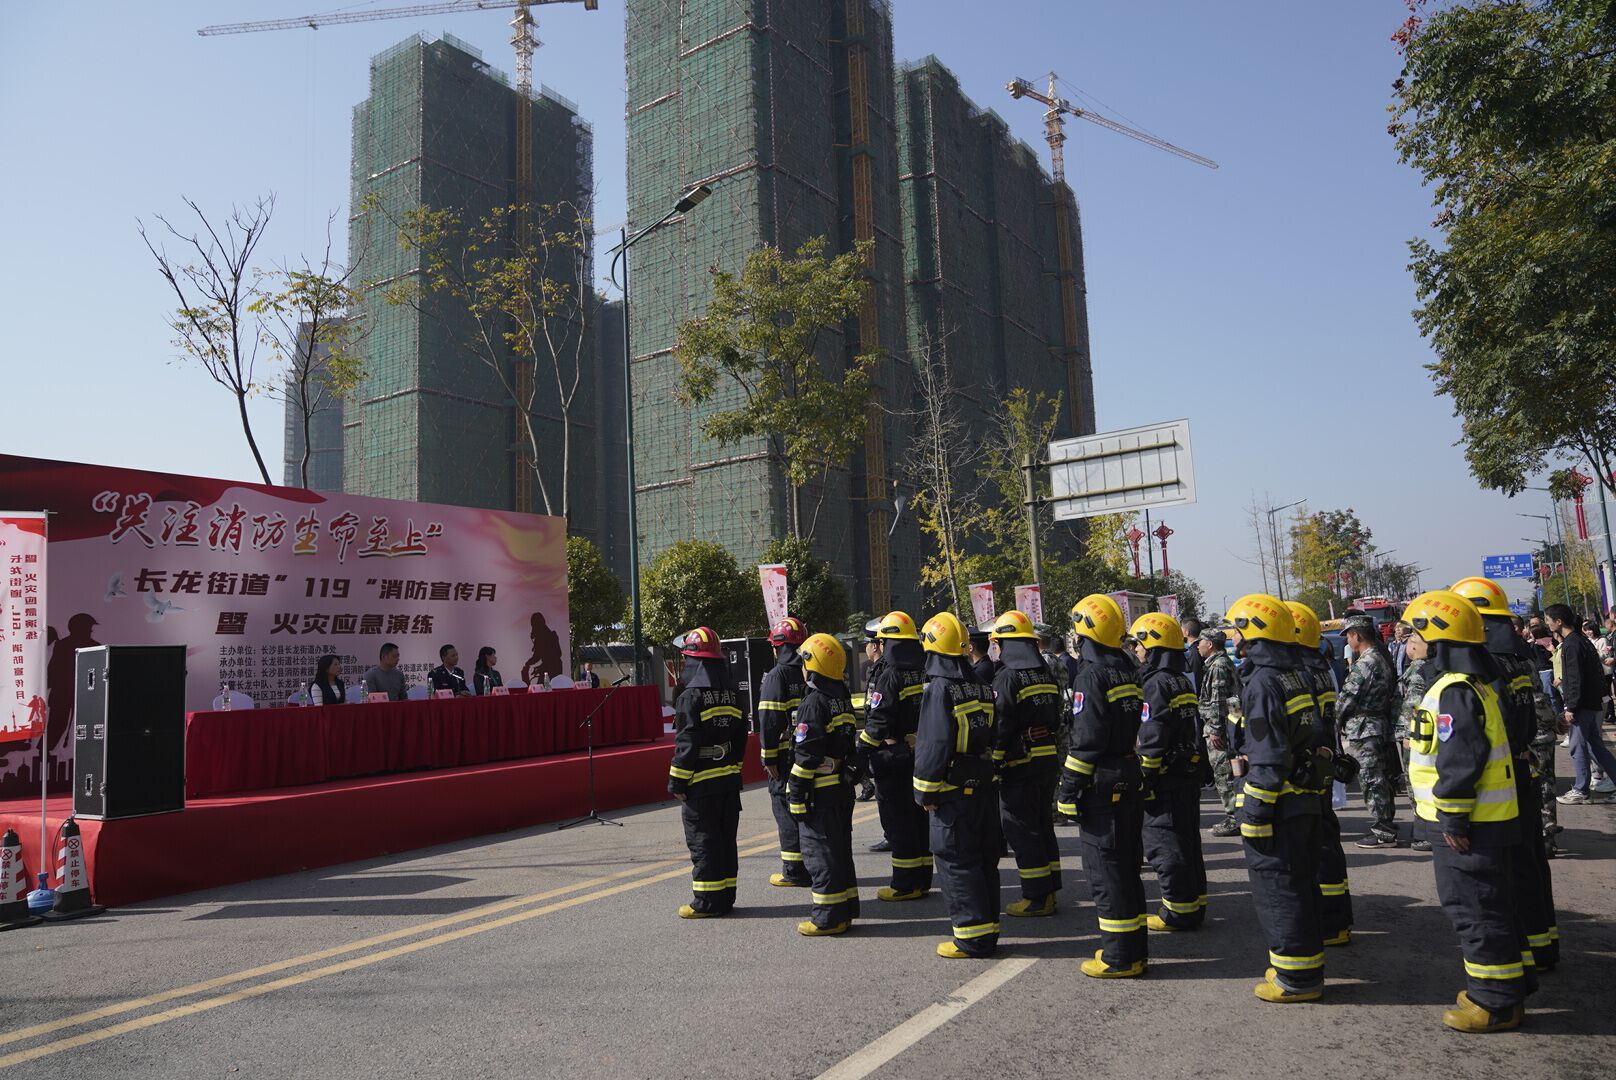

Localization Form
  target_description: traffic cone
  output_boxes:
[0,829,42,932]
[43,818,105,921]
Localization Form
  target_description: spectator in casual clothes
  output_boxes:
[1548,605,1616,804]
[362,643,407,701]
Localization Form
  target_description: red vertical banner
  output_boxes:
[0,513,48,742]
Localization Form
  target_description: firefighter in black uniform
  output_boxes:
[1451,576,1560,973]
[990,609,1064,918]
[1058,593,1149,978]
[757,616,810,888]
[856,611,933,901]
[913,611,1000,958]
[789,633,861,936]
[1286,601,1354,947]
[1130,612,1208,931]
[1223,594,1327,1002]
[668,626,747,919]
[1403,590,1529,1032]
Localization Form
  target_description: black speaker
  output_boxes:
[73,645,187,820]
[721,637,776,732]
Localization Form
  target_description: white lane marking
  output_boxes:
[813,957,1037,1080]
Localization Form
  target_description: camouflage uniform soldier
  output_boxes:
[1196,629,1240,837]
[1530,671,1563,854]
[1337,616,1399,847]
[1395,639,1433,851]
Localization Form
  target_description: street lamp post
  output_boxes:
[1264,499,1304,601]
[1517,510,1572,607]
[609,184,713,684]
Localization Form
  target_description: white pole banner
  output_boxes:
[968,582,996,629]
[1013,585,1043,625]
[1157,594,1180,620]
[759,564,789,628]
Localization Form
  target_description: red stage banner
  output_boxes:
[0,455,569,797]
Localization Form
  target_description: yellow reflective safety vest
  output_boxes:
[1408,672,1517,825]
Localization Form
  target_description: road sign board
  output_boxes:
[1046,419,1196,521]
[1508,599,1529,616]
[1482,553,1535,580]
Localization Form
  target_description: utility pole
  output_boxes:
[1597,472,1616,613]
[1264,499,1304,602]
[1145,509,1156,579]
[1021,452,1044,595]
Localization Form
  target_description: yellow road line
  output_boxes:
[0,808,879,1068]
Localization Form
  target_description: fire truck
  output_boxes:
[1349,596,1405,641]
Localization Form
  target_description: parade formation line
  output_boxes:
[0,810,878,1070]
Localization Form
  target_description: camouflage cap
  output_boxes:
[1198,628,1227,646]
[1342,614,1377,635]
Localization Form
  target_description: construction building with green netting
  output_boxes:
[625,3,1094,611]
[625,0,918,615]
[897,56,1095,447]
[343,34,617,569]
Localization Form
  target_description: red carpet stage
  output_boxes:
[0,734,768,908]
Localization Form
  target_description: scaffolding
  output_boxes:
[346,34,601,542]
[624,0,915,613]
[896,55,1094,437]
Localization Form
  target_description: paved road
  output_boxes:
[2,769,1613,1079]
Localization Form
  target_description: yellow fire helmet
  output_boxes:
[1285,601,1322,650]
[1223,594,1295,644]
[798,632,847,681]
[1071,594,1126,650]
[1450,576,1511,618]
[1402,590,1485,645]
[921,611,968,656]
[1129,611,1184,651]
[874,610,920,641]
[989,609,1038,640]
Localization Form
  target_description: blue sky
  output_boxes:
[0,1,1572,610]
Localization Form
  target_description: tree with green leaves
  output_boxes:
[637,540,764,645]
[567,536,625,659]
[256,214,368,488]
[387,200,593,521]
[675,238,879,538]
[758,535,849,635]
[1289,508,1371,603]
[1391,0,1616,501]
[140,195,278,484]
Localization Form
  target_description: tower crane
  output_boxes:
[1006,73,1215,438]
[1006,73,1218,183]
[200,0,598,513]
[199,0,599,207]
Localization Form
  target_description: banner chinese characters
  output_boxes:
[758,564,789,628]
[0,456,568,798]
[1013,585,1043,625]
[1157,594,1180,620]
[968,583,996,629]
[0,513,47,743]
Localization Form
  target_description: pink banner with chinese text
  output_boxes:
[0,513,47,743]
[0,455,568,798]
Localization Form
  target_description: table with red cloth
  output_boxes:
[184,685,663,798]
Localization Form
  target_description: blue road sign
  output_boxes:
[1482,554,1536,580]
[1509,599,1529,616]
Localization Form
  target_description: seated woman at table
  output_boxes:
[309,654,346,705]
[429,644,472,696]
[473,647,503,695]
